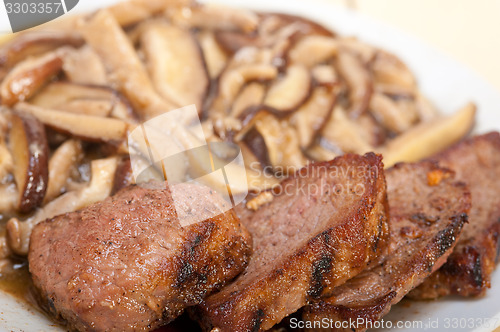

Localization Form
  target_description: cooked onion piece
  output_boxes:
[165,3,259,33]
[381,102,476,167]
[44,139,82,203]
[7,156,118,256]
[263,65,311,113]
[78,9,174,119]
[141,22,208,112]
[9,112,49,213]
[291,86,336,148]
[62,46,108,85]
[0,49,65,106]
[16,102,131,143]
[336,51,372,117]
[198,31,228,79]
[321,106,373,154]
[288,35,337,67]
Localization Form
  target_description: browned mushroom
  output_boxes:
[253,113,307,173]
[62,45,108,85]
[231,82,266,118]
[7,156,118,256]
[109,0,192,27]
[0,31,83,69]
[44,139,82,203]
[321,105,373,154]
[311,64,338,87]
[263,64,311,113]
[0,49,66,106]
[165,3,259,33]
[198,30,228,79]
[77,9,175,119]
[371,50,416,89]
[369,92,413,133]
[8,112,49,213]
[15,102,131,143]
[30,82,135,121]
[288,35,338,67]
[336,51,372,117]
[0,183,17,214]
[141,21,209,113]
[290,86,337,148]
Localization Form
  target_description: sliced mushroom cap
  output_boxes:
[8,112,49,213]
[321,105,373,154]
[311,64,338,87]
[30,82,135,121]
[44,139,82,203]
[263,64,311,113]
[78,9,174,119]
[214,30,260,55]
[165,3,259,33]
[336,51,372,117]
[288,35,338,67]
[198,30,228,79]
[369,92,414,134]
[62,45,108,85]
[371,50,416,89]
[141,21,209,112]
[254,114,307,174]
[337,37,376,64]
[7,156,118,256]
[290,86,337,148]
[231,82,266,118]
[210,63,278,121]
[109,0,192,27]
[0,31,83,69]
[0,183,17,214]
[16,102,131,143]
[0,49,65,106]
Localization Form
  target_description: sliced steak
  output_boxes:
[302,161,470,332]
[28,182,252,332]
[192,153,389,332]
[410,132,500,298]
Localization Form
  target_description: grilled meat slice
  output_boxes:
[28,182,252,332]
[410,132,500,298]
[303,161,470,332]
[192,153,389,332]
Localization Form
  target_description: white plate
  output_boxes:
[1,0,500,331]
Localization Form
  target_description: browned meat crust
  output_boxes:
[28,182,252,332]
[192,153,389,332]
[409,132,500,298]
[302,161,471,332]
